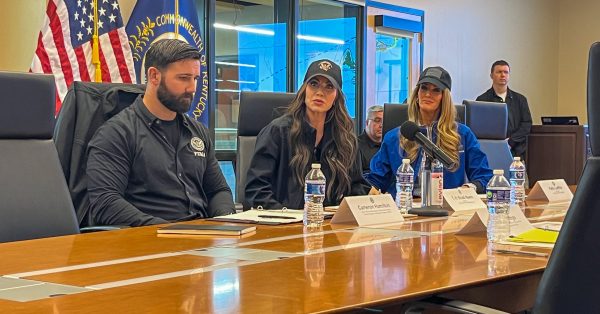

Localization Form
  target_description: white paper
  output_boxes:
[532,221,563,232]
[456,205,533,236]
[456,207,488,234]
[443,188,487,212]
[527,179,573,203]
[211,209,303,224]
[331,194,404,226]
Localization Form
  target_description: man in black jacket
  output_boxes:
[86,39,234,226]
[477,60,532,159]
[357,105,383,173]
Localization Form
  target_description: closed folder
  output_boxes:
[508,228,559,244]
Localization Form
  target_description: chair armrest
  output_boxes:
[402,296,510,314]
[79,226,130,233]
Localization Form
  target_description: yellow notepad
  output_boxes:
[508,228,559,244]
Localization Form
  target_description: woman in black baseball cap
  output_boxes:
[367,66,493,196]
[244,59,369,209]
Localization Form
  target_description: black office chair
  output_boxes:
[463,100,513,176]
[382,103,466,136]
[402,41,600,314]
[0,71,79,243]
[236,91,295,206]
[54,81,145,227]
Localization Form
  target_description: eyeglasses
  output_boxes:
[368,118,383,125]
[419,84,442,95]
[307,79,337,94]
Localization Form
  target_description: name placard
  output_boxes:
[456,205,533,236]
[330,194,404,226]
[527,179,573,203]
[443,188,487,213]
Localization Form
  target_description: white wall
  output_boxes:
[557,0,600,123]
[376,0,560,124]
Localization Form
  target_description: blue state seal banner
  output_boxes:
[126,0,209,125]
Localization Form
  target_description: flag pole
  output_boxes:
[92,0,102,82]
[174,0,179,38]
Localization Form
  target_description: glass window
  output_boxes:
[297,0,360,118]
[218,160,236,198]
[214,0,287,151]
[375,34,411,104]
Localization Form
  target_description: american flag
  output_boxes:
[31,0,136,113]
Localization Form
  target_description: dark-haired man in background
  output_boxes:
[477,60,532,159]
[87,39,234,226]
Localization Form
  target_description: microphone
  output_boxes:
[400,121,459,171]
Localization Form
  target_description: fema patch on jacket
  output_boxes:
[191,137,205,157]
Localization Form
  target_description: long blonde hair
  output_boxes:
[287,83,357,201]
[400,87,460,168]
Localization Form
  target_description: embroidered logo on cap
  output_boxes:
[319,61,332,71]
[190,137,205,157]
[425,67,443,78]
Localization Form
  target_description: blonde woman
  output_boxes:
[366,66,493,196]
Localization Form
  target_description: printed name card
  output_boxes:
[456,204,533,236]
[443,188,487,212]
[331,194,404,226]
[527,179,573,203]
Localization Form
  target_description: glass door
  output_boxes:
[365,4,423,113]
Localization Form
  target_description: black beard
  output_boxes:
[157,80,193,114]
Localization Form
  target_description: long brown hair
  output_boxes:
[400,87,460,167]
[287,83,357,200]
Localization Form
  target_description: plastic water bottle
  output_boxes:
[430,159,444,206]
[509,157,526,206]
[486,169,511,242]
[395,158,414,214]
[304,163,326,227]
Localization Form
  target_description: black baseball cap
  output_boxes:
[303,59,342,90]
[417,66,452,91]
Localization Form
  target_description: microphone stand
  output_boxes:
[409,149,448,216]
[419,154,436,209]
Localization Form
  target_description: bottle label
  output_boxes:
[510,170,525,180]
[398,173,414,184]
[430,172,443,205]
[305,182,325,196]
[487,189,511,202]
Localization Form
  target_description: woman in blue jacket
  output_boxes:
[366,66,493,196]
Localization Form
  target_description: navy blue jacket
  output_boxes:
[366,123,493,197]
[244,115,369,209]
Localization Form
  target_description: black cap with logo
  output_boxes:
[303,59,342,90]
[417,66,452,91]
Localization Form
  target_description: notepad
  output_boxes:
[508,228,559,244]
[157,224,256,236]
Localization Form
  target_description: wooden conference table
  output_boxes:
[0,200,569,313]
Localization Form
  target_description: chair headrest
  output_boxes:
[588,42,600,157]
[463,100,507,139]
[238,91,295,136]
[383,104,408,136]
[0,72,56,139]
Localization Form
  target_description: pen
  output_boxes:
[493,249,548,258]
[258,215,297,220]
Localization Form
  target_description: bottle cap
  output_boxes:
[311,163,321,169]
[493,169,504,175]
[402,158,410,164]
[513,157,521,161]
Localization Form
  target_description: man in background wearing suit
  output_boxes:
[477,60,532,159]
